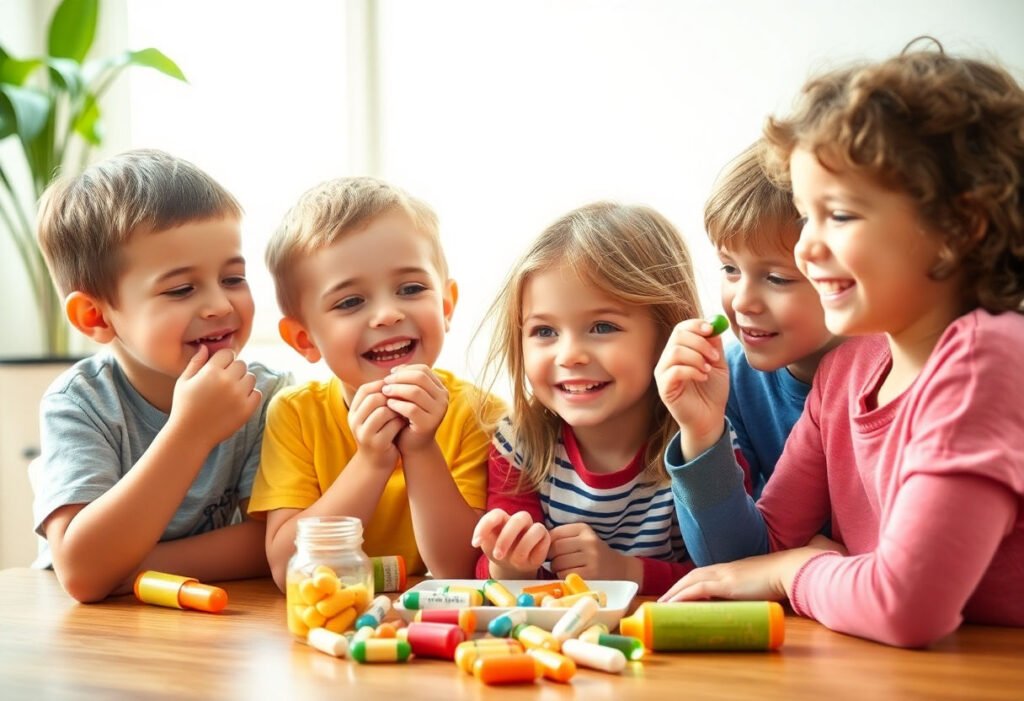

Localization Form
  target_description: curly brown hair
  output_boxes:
[763,37,1024,313]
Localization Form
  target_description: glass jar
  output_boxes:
[285,516,374,639]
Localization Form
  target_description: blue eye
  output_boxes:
[530,326,556,338]
[398,283,427,296]
[223,276,247,287]
[720,264,739,276]
[593,322,619,334]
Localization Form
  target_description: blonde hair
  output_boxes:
[38,149,241,303]
[266,177,446,319]
[704,140,801,254]
[763,37,1024,312]
[477,202,700,491]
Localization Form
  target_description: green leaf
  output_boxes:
[127,48,187,82]
[0,54,44,86]
[0,84,51,142]
[47,0,99,63]
[72,93,102,145]
[45,57,84,97]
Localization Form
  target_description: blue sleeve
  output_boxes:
[666,424,769,566]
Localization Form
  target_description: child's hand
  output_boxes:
[471,508,551,577]
[548,523,633,581]
[381,364,449,453]
[654,318,730,457]
[658,539,846,603]
[348,379,404,469]
[170,346,261,448]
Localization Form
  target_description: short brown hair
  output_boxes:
[704,140,801,254]
[763,38,1024,312]
[38,149,242,304]
[266,177,446,319]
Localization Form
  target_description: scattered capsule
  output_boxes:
[404,622,466,660]
[526,648,577,683]
[415,608,477,634]
[349,638,412,664]
[401,591,474,610]
[482,579,517,607]
[488,609,528,638]
[562,573,591,596]
[514,624,560,652]
[551,595,599,642]
[515,593,536,607]
[473,654,541,685]
[561,638,626,673]
[354,594,391,630]
[307,627,349,658]
[454,640,525,674]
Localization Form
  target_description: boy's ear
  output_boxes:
[65,292,115,343]
[442,279,459,332]
[278,317,322,363]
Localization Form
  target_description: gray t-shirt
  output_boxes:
[30,352,291,568]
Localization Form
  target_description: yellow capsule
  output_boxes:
[324,606,357,634]
[562,573,590,595]
[316,588,356,618]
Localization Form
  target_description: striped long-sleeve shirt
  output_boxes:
[474,416,692,596]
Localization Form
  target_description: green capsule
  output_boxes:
[349,638,412,663]
[596,633,645,660]
[708,313,730,337]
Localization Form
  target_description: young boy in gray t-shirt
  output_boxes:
[32,149,289,601]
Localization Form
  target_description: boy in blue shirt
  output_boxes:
[676,140,841,497]
[32,150,289,601]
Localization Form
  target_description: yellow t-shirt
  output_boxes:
[249,369,500,575]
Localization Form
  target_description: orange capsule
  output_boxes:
[520,582,564,599]
[472,654,541,685]
[454,640,524,674]
[527,648,577,683]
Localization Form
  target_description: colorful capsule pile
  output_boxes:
[296,573,648,687]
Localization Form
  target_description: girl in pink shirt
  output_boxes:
[657,38,1024,646]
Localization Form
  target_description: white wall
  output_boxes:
[3,0,1022,388]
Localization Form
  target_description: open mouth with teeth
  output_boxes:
[816,279,855,295]
[363,339,417,363]
[187,332,234,349]
[557,381,610,394]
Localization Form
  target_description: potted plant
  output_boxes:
[1,0,186,358]
[0,0,185,569]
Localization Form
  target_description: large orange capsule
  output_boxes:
[454,640,524,674]
[473,654,541,685]
[526,648,576,683]
[404,622,465,660]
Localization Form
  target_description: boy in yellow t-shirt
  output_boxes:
[250,177,500,589]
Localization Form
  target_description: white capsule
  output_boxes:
[308,627,350,658]
[551,596,600,642]
[560,638,626,673]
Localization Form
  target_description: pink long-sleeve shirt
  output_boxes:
[765,310,1024,646]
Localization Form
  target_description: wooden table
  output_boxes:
[1,568,1021,700]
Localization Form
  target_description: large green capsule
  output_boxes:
[349,638,412,663]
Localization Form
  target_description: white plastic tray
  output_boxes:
[393,579,638,632]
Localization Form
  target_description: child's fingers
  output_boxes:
[206,347,238,370]
[550,551,588,574]
[471,509,509,547]
[180,344,210,380]
[508,522,550,568]
[546,531,582,559]
[361,404,402,436]
[349,387,389,425]
[349,380,386,415]
[493,511,535,560]
[547,522,584,540]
